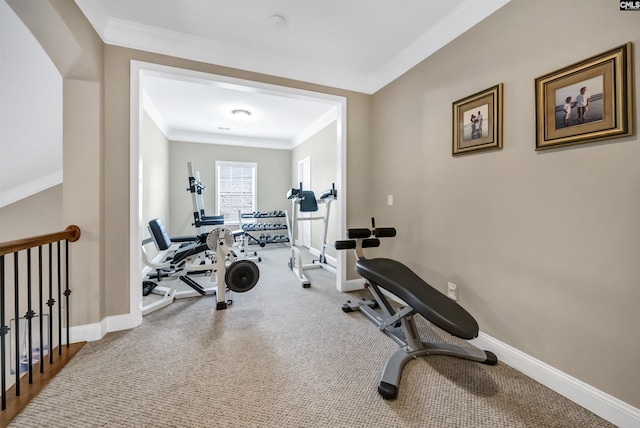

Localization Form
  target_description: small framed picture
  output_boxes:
[452,83,503,156]
[535,43,633,150]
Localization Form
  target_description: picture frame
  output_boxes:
[535,43,633,150]
[452,83,503,156]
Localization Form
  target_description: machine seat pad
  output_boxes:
[355,258,479,340]
[172,242,210,264]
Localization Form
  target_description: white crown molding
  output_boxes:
[370,0,511,92]
[142,90,169,136]
[0,170,62,208]
[292,107,338,148]
[144,100,338,151]
[138,63,341,150]
[82,1,511,94]
[103,17,375,93]
[168,129,291,150]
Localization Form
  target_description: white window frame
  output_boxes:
[215,160,257,223]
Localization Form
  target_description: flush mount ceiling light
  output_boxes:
[269,14,286,28]
[231,109,251,123]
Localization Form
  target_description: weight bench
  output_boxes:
[336,222,497,399]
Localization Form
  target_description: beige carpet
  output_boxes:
[10,246,613,427]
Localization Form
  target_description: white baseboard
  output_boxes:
[308,246,337,267]
[340,278,366,292]
[470,332,640,428]
[67,313,140,343]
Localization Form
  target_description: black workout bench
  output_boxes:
[336,223,497,399]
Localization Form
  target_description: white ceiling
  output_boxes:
[75,0,511,148]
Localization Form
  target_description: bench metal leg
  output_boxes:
[378,342,497,399]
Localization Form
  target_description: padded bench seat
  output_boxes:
[355,258,479,340]
[172,242,211,264]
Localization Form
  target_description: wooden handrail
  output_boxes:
[0,225,81,256]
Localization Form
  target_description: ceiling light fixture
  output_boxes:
[232,109,251,123]
[269,14,286,28]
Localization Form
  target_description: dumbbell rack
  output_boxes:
[238,210,291,247]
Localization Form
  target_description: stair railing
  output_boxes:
[0,225,81,415]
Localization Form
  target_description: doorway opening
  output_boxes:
[129,61,347,321]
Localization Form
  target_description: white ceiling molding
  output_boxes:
[168,130,291,150]
[142,90,169,136]
[103,17,374,93]
[0,170,62,208]
[371,0,512,91]
[138,62,341,150]
[75,0,513,94]
[158,106,338,151]
[292,107,338,148]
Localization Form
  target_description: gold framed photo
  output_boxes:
[535,43,633,150]
[452,83,503,156]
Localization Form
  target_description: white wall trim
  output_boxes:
[142,90,170,136]
[67,313,137,343]
[341,278,366,292]
[167,130,290,150]
[370,0,511,92]
[470,332,640,428]
[0,169,62,208]
[292,107,338,148]
[308,247,337,267]
[76,1,512,94]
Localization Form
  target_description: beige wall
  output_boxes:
[142,112,171,236]
[0,185,64,242]
[140,112,171,263]
[370,0,640,407]
[167,141,291,236]
[290,121,339,258]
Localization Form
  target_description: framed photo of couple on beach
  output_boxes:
[452,83,503,156]
[535,43,633,151]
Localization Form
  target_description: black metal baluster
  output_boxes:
[13,252,20,396]
[57,241,62,356]
[1,255,7,410]
[26,249,34,384]
[39,246,44,374]
[64,240,71,348]
[48,243,54,365]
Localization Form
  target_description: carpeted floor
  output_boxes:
[10,246,613,427]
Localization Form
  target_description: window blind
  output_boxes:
[216,162,256,221]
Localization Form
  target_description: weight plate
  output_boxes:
[225,260,260,292]
[206,227,235,250]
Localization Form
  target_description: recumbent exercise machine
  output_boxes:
[335,219,497,399]
[141,219,260,314]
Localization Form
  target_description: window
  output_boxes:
[216,161,257,222]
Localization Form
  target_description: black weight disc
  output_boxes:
[225,260,260,292]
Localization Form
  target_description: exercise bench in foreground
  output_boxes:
[336,222,497,399]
